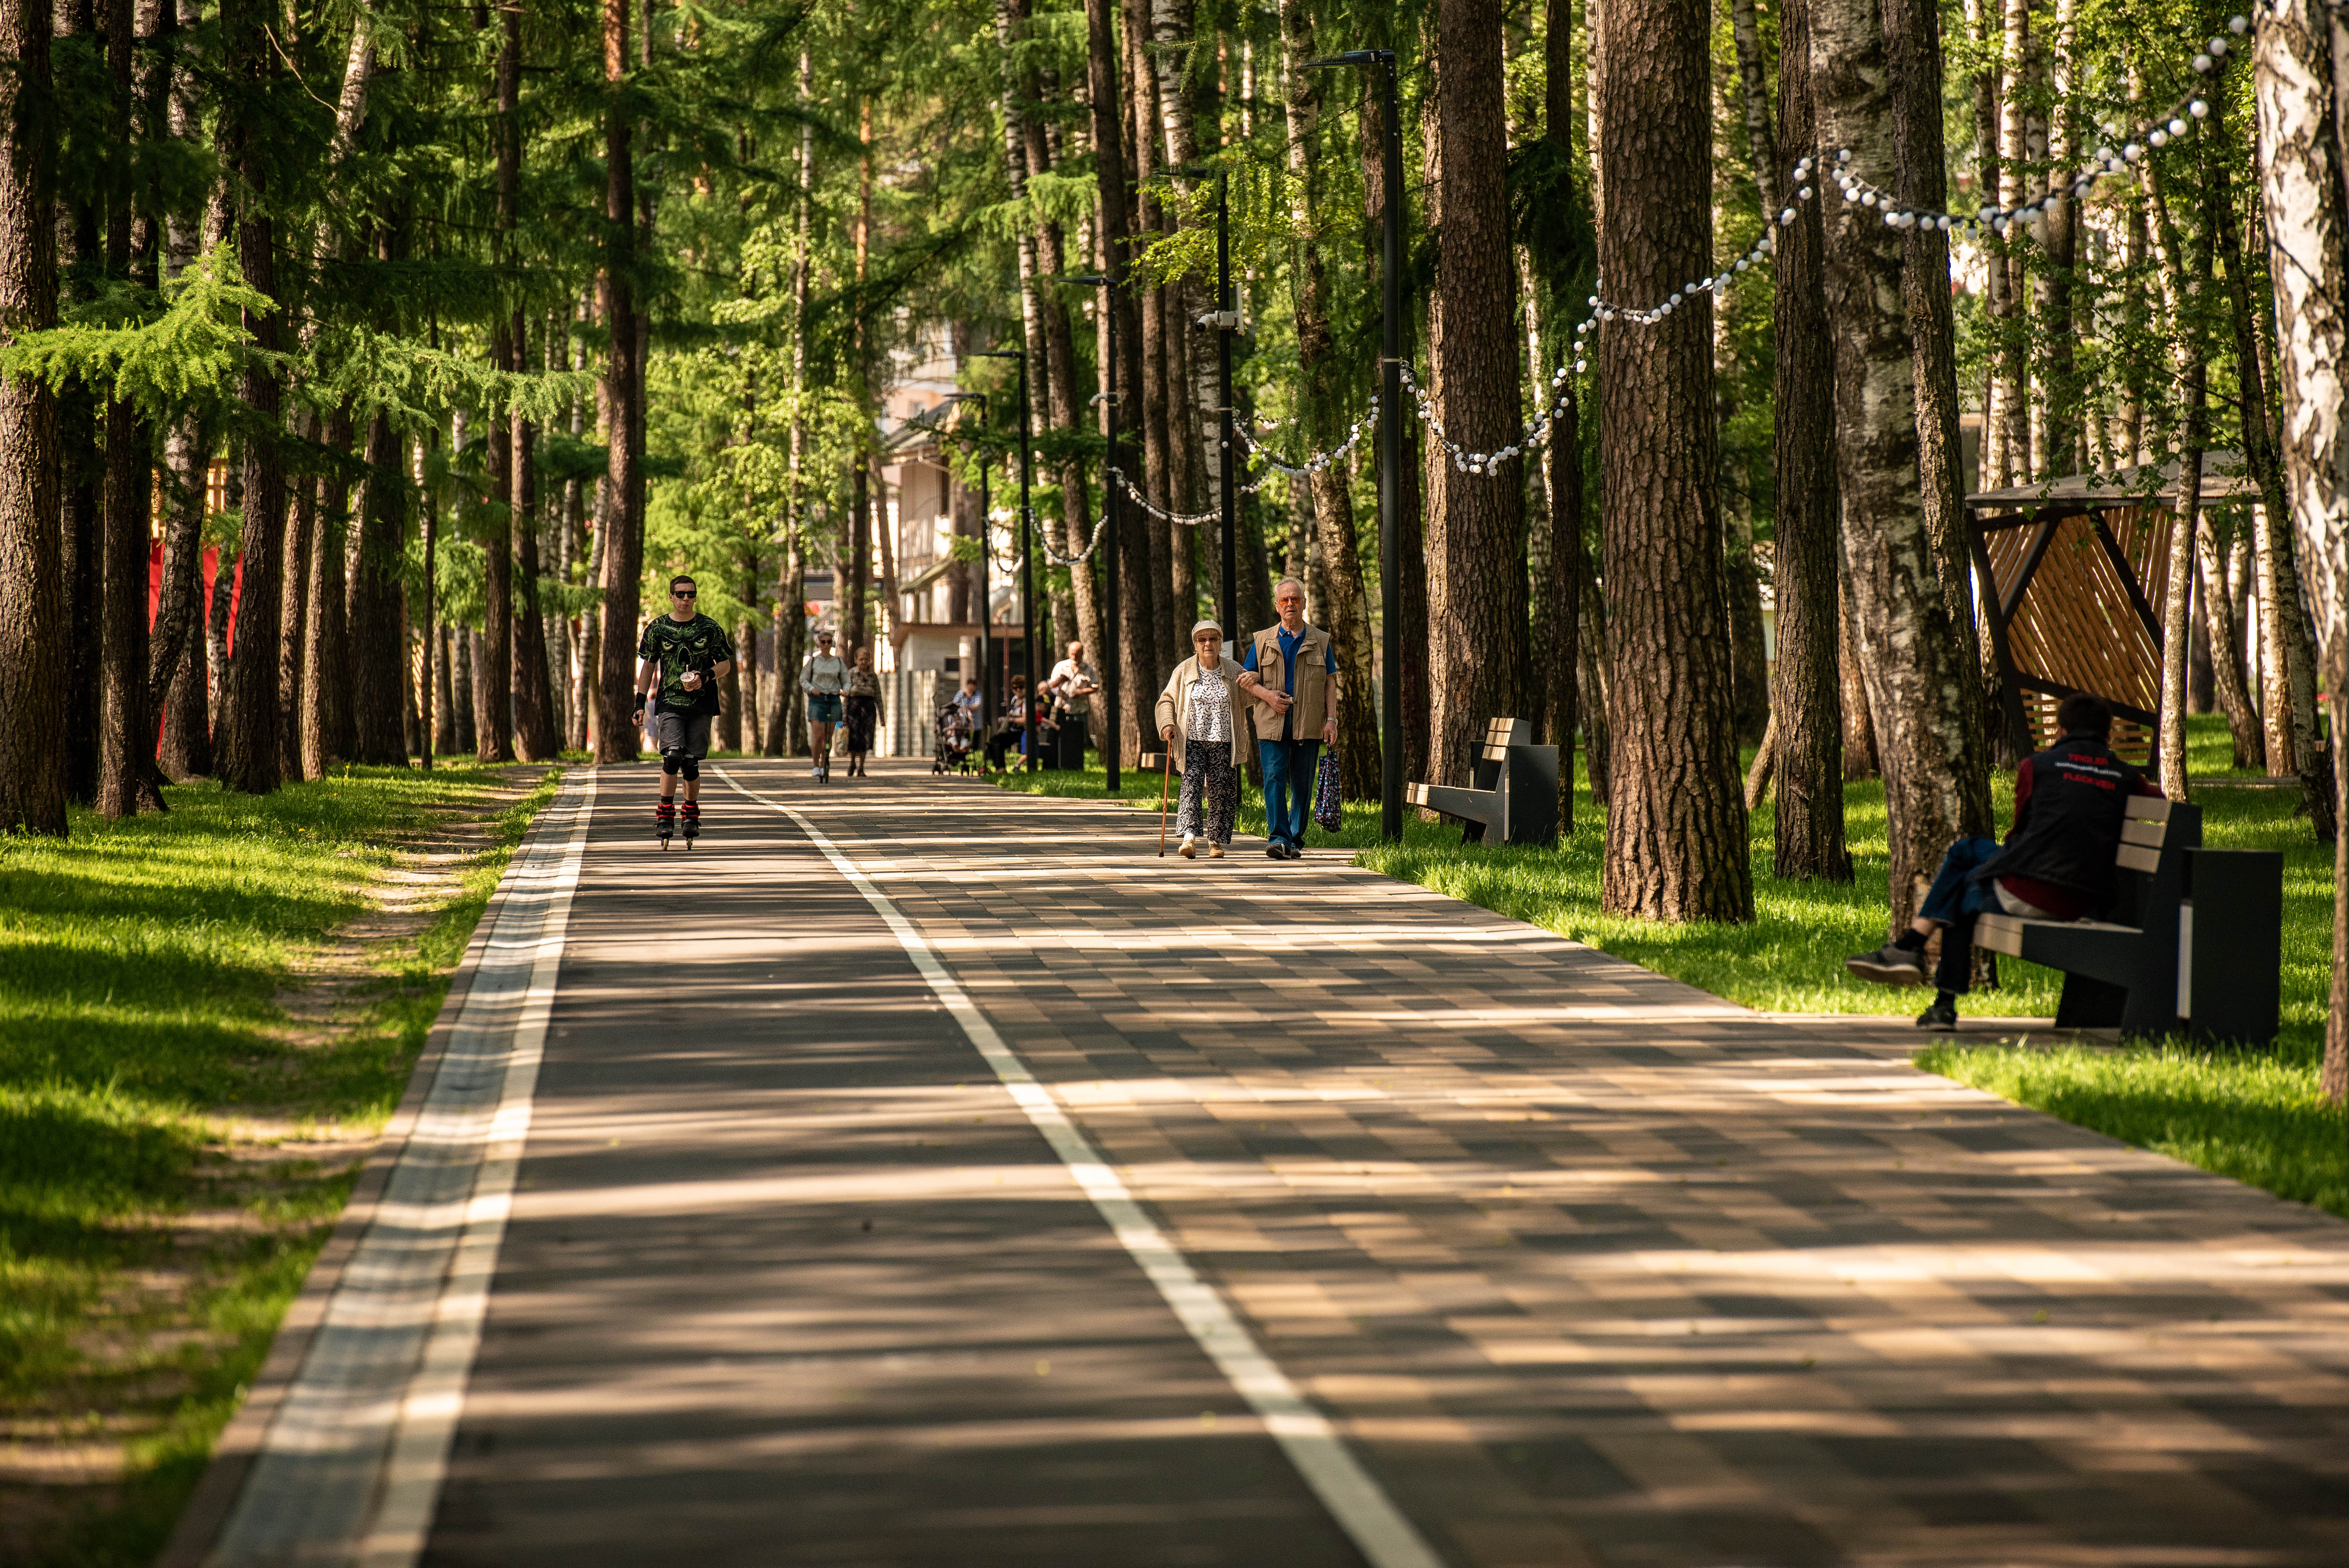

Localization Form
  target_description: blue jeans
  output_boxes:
[1918,835,2003,993]
[1258,739,1320,849]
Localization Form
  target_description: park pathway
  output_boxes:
[187,760,2349,1568]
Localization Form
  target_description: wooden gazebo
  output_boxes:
[1964,454,2259,762]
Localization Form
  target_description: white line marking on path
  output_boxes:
[716,765,1448,1568]
[204,772,597,1568]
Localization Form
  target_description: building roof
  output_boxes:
[1965,451,2260,511]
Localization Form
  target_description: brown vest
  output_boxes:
[1244,622,1331,745]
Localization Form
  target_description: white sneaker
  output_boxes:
[1180,835,1197,858]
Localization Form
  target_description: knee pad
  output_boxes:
[661,751,682,776]
[679,757,701,782]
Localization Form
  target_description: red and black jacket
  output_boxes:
[1972,731,2164,915]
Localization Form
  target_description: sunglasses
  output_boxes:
[672,589,697,599]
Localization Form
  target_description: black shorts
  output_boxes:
[652,711,712,758]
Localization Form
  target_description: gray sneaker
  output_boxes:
[1845,942,1925,987]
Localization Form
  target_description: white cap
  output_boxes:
[1191,619,1223,638]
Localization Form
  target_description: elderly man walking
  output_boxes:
[1237,577,1339,860]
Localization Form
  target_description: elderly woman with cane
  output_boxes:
[1155,619,1252,859]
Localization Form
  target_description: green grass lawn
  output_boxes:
[992,714,2346,1219]
[1,764,558,1567]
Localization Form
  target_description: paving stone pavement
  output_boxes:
[427,759,2349,1568]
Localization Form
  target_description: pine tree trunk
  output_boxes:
[273,421,311,782]
[1595,0,1750,919]
[1359,78,1430,787]
[595,0,642,764]
[149,419,207,770]
[1771,0,1849,880]
[96,0,154,816]
[512,395,557,760]
[1427,0,1532,808]
[2253,0,2349,1086]
[0,0,60,833]
[349,410,408,763]
[1813,0,1989,931]
[1886,0,1993,824]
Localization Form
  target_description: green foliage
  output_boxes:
[0,247,270,421]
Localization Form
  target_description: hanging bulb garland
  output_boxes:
[1179,12,2251,493]
[1831,14,2246,235]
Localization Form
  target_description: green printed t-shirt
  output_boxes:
[638,613,734,715]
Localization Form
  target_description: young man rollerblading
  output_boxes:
[633,576,735,849]
[800,628,848,783]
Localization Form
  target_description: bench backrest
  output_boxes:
[2116,794,2183,873]
[1478,716,1533,765]
[2109,795,2199,927]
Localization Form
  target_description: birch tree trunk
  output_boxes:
[1771,0,1849,879]
[1597,0,1751,920]
[2252,0,2349,1088]
[1813,0,1990,932]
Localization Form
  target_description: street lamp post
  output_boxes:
[975,347,1034,771]
[941,392,992,740]
[1305,49,1403,843]
[1064,272,1119,794]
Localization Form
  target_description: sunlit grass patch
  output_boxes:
[0,763,556,1568]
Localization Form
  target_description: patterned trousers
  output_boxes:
[1176,740,1238,844]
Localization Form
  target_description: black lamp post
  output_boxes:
[941,390,991,737]
[1305,48,1403,843]
[974,347,1034,771]
[1064,272,1120,794]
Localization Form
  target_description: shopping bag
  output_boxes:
[1312,748,1343,833]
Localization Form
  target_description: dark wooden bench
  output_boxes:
[1405,716,1559,846]
[1972,794,2281,1043]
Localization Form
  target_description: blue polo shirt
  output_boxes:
[1242,625,1338,742]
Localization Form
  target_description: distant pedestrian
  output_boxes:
[1043,639,1099,756]
[842,646,884,777]
[800,628,847,783]
[1156,619,1251,859]
[985,676,1029,772]
[1236,577,1339,861]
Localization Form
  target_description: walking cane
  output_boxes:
[1156,746,1173,857]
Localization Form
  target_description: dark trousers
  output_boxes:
[1919,835,2004,993]
[1258,738,1320,849]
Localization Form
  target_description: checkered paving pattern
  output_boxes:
[764,761,2349,1568]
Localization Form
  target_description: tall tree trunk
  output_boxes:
[1090,0,1155,763]
[2196,515,2264,767]
[1886,0,1993,815]
[303,413,352,775]
[595,0,642,764]
[348,410,407,762]
[1721,0,1775,750]
[512,380,557,759]
[1277,0,1378,796]
[216,0,283,795]
[1121,0,1180,676]
[1771,0,1849,880]
[149,420,206,772]
[1987,0,2030,486]
[57,0,98,808]
[0,0,60,832]
[2253,0,2349,1085]
[766,55,814,759]
[2148,158,2216,796]
[1427,0,1532,804]
[1536,0,1582,834]
[1360,79,1431,787]
[1813,0,1990,932]
[96,0,155,815]
[1595,0,1749,918]
[273,416,312,781]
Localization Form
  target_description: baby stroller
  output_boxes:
[933,703,977,774]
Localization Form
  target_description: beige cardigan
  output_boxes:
[1152,654,1249,771]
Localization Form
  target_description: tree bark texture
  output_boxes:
[1813,0,1990,931]
[2253,0,2349,1090]
[1885,0,1992,830]
[1595,0,1751,921]
[149,417,206,768]
[1428,0,1531,805]
[1771,0,1849,880]
[595,0,643,764]
[2147,161,2215,796]
[348,410,408,763]
[273,424,311,782]
[0,0,60,833]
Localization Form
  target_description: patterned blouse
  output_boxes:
[1188,666,1233,744]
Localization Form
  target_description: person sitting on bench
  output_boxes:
[1844,693,2164,1031]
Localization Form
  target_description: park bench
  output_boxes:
[1972,794,2281,1043]
[1405,716,1559,847]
